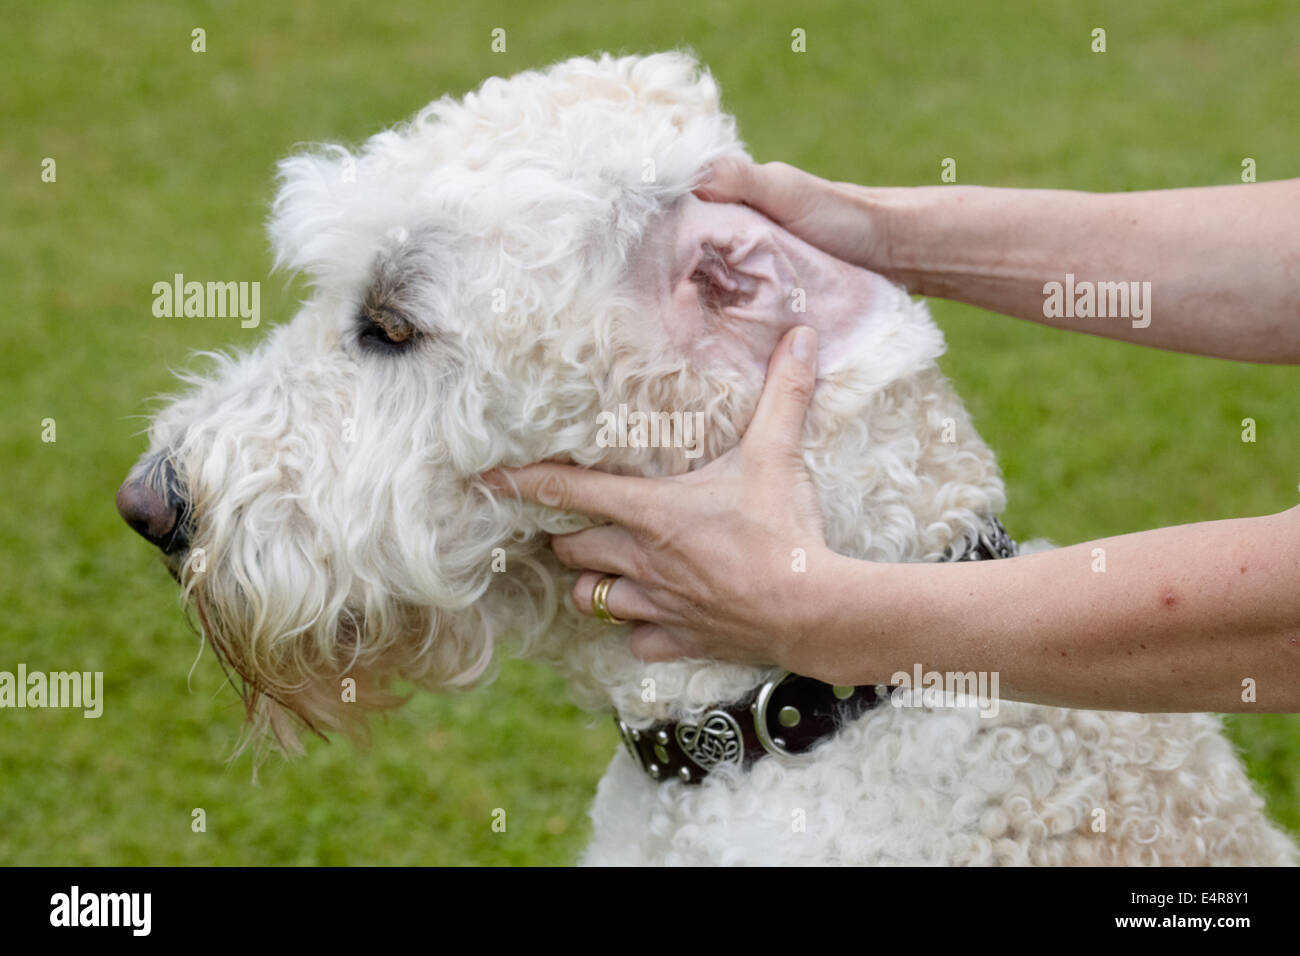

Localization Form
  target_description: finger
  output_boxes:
[742,325,819,458]
[627,623,695,661]
[483,462,658,530]
[695,160,809,222]
[693,156,759,204]
[551,524,640,577]
[571,570,662,623]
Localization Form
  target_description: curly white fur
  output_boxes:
[131,52,1296,865]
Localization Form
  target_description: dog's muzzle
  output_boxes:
[115,459,191,555]
[617,517,1019,785]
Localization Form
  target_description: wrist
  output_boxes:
[873,184,1114,303]
[784,551,900,685]
[823,181,897,274]
[854,185,966,296]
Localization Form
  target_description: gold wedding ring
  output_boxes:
[591,574,629,624]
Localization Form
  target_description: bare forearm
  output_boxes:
[850,180,1300,363]
[797,506,1300,711]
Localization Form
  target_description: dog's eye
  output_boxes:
[356,306,417,353]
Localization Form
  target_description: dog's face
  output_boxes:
[117,53,940,745]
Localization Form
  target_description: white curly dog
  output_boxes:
[117,52,1296,865]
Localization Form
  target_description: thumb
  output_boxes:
[742,326,819,460]
[693,156,763,205]
[695,160,811,228]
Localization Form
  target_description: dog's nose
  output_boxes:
[116,478,187,552]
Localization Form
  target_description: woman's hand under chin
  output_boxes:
[485,325,837,672]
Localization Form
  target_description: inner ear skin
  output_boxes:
[690,243,757,311]
[644,194,894,373]
[682,227,797,328]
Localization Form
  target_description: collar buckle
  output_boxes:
[750,671,810,762]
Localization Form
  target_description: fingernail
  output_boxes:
[791,326,817,365]
[535,473,565,508]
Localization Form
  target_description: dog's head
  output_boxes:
[118,53,950,749]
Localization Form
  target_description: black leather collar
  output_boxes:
[615,517,1018,785]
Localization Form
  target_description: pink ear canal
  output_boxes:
[689,243,753,310]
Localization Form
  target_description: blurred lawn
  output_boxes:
[3,0,1298,865]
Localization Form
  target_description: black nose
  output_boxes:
[116,476,188,553]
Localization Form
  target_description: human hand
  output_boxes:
[485,326,835,670]
[694,157,889,274]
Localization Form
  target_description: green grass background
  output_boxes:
[3,0,1298,864]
